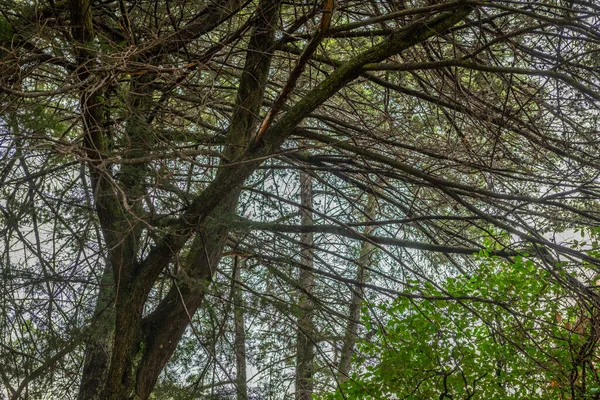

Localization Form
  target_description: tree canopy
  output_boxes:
[1,0,600,399]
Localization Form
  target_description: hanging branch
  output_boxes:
[255,0,335,141]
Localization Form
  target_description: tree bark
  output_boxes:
[295,171,315,400]
[77,262,114,400]
[69,0,133,397]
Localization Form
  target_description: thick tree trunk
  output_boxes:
[337,193,378,383]
[295,171,315,400]
[69,0,135,397]
[102,287,146,400]
[77,262,114,400]
[233,258,248,400]
[100,2,281,398]
[134,214,232,399]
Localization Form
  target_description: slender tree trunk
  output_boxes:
[233,257,248,400]
[337,192,378,384]
[295,170,315,400]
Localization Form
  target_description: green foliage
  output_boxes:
[321,239,600,399]
[19,104,68,138]
[0,15,13,44]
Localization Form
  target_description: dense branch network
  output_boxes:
[1,0,600,398]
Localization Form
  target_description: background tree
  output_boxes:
[296,170,315,400]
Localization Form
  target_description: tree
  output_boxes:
[296,170,316,400]
[233,257,249,400]
[1,0,600,398]
[337,187,379,384]
[321,233,600,399]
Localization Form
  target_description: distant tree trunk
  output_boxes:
[233,257,248,400]
[337,192,378,384]
[296,170,315,400]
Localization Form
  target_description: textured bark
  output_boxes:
[337,193,378,383]
[233,258,248,400]
[68,1,128,397]
[102,286,146,400]
[69,0,94,44]
[134,211,232,399]
[71,1,157,394]
[77,263,114,400]
[295,171,315,400]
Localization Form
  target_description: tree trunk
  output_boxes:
[233,257,248,400]
[295,170,315,400]
[100,2,281,398]
[77,262,114,400]
[337,192,378,384]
